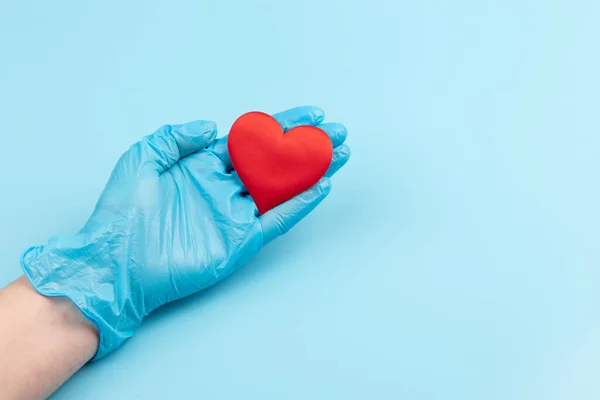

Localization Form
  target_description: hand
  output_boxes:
[21,106,350,360]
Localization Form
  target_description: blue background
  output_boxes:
[1,0,599,398]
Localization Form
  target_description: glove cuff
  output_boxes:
[20,239,142,361]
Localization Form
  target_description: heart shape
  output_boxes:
[227,112,333,215]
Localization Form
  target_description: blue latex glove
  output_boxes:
[21,106,350,360]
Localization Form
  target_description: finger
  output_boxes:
[272,106,325,132]
[260,178,332,245]
[316,122,348,148]
[138,120,217,175]
[326,144,351,177]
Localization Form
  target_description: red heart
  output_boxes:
[227,112,333,215]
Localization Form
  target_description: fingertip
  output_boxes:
[325,144,351,177]
[203,120,218,136]
[171,120,218,150]
[318,122,348,147]
[293,105,325,125]
[273,105,326,131]
[337,143,351,160]
[309,106,326,125]
[174,120,217,136]
[335,124,348,145]
[319,177,332,195]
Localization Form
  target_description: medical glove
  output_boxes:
[21,106,350,360]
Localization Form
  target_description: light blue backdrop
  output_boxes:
[1,1,598,399]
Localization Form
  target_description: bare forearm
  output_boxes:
[0,276,99,400]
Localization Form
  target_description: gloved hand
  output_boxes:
[21,106,350,360]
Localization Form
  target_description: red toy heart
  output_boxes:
[227,112,333,215]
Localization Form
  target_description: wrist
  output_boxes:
[0,276,99,399]
[21,236,143,360]
[12,276,99,356]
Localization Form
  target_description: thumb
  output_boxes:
[136,120,217,175]
[259,178,332,245]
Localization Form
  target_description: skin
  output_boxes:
[0,276,99,400]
